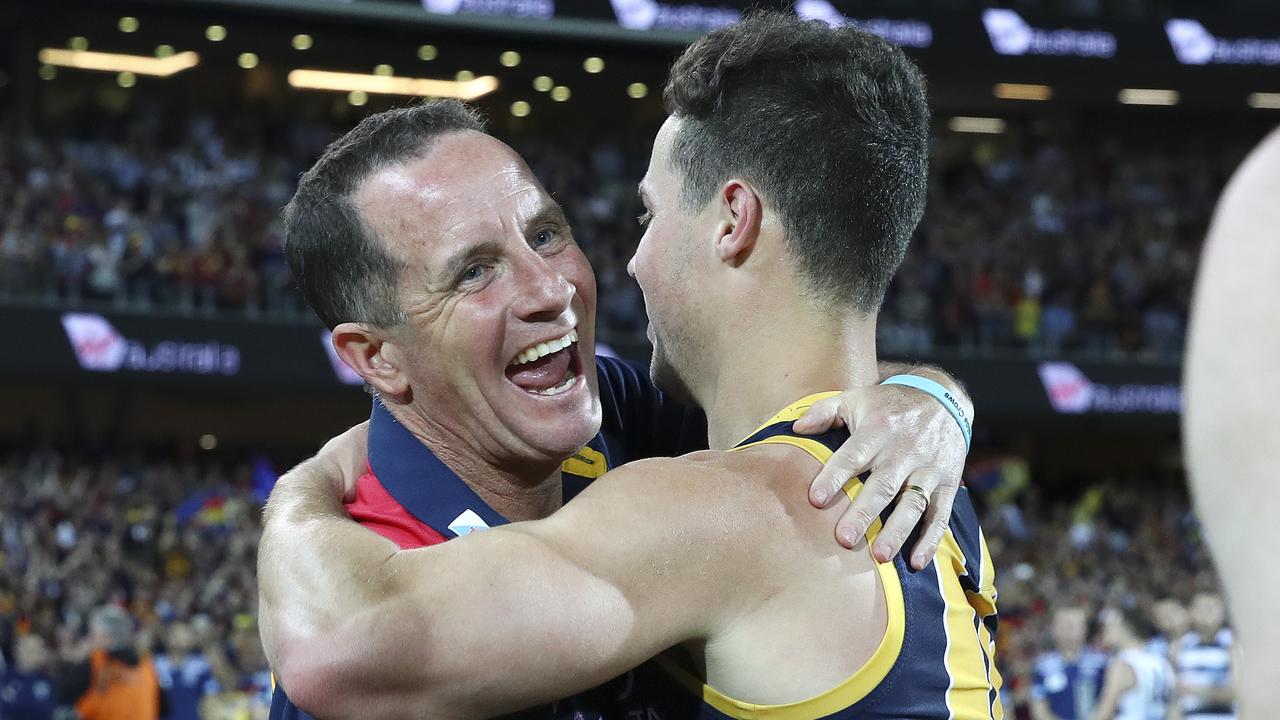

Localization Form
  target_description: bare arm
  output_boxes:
[260,456,761,719]
[1090,658,1136,720]
[1184,127,1280,719]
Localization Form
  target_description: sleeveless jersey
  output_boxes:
[1114,648,1175,720]
[616,392,1004,720]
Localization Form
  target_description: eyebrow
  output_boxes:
[522,202,569,237]
[436,201,571,284]
[439,239,506,285]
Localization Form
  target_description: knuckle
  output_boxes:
[869,481,897,507]
[914,469,943,491]
[909,491,930,515]
[848,509,876,532]
[839,444,872,470]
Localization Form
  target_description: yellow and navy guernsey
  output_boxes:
[615,392,1003,720]
[268,356,706,720]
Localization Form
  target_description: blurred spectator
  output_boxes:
[1092,606,1176,720]
[62,604,160,720]
[154,622,222,720]
[1176,592,1235,719]
[0,634,60,719]
[1146,597,1189,663]
[0,447,273,719]
[1029,606,1109,720]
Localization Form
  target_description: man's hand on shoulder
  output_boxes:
[794,365,972,569]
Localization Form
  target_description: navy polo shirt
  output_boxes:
[270,355,707,719]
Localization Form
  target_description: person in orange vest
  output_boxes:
[61,605,161,720]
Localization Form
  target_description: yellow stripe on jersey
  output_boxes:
[561,445,608,479]
[979,615,1005,720]
[678,392,906,719]
[740,392,841,431]
[936,534,1003,719]
[974,527,998,617]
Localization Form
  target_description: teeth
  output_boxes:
[510,329,579,366]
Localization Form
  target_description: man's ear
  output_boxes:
[713,179,762,266]
[332,322,410,400]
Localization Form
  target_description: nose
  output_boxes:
[512,249,575,323]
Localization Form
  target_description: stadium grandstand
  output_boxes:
[1,0,1273,717]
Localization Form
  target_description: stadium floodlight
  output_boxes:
[288,69,499,100]
[1247,92,1280,109]
[947,116,1006,134]
[1118,88,1179,106]
[993,83,1052,101]
[38,48,200,77]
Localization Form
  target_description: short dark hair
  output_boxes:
[285,101,485,329]
[1112,604,1157,641]
[663,12,929,314]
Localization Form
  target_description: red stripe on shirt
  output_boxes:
[344,462,449,549]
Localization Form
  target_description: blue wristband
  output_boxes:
[880,374,972,451]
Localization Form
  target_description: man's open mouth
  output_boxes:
[504,328,580,396]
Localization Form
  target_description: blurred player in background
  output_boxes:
[1147,598,1190,664]
[0,634,59,720]
[1174,593,1234,720]
[152,622,221,720]
[1031,605,1109,720]
[1092,606,1178,720]
[1185,127,1280,719]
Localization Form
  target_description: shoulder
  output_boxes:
[1084,649,1111,668]
[571,451,751,511]
[587,446,811,517]
[1033,652,1061,670]
[556,449,804,569]
[1105,654,1137,688]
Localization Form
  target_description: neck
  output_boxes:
[386,403,563,522]
[696,303,879,451]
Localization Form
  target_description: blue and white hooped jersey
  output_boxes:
[1177,628,1235,719]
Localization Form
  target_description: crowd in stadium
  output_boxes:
[0,447,272,719]
[0,445,1232,719]
[0,106,1253,360]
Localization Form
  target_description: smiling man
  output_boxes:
[261,13,997,720]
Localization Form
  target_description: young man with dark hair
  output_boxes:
[1092,607,1178,720]
[261,12,1000,719]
